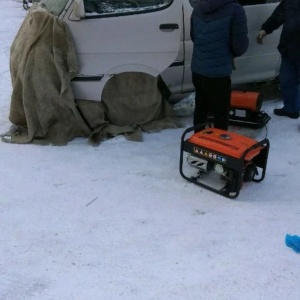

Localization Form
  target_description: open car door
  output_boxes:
[62,0,182,100]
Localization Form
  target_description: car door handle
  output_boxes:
[159,23,179,30]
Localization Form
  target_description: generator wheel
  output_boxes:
[243,163,258,182]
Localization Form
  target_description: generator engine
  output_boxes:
[179,126,270,199]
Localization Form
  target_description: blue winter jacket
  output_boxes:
[190,0,249,77]
[261,0,300,62]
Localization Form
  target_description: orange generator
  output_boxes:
[208,91,271,128]
[179,126,270,199]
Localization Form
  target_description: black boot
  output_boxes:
[274,108,299,119]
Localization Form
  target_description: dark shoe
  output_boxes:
[274,108,299,119]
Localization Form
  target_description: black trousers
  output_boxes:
[192,72,231,130]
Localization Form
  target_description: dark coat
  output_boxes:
[261,0,300,62]
[190,0,248,77]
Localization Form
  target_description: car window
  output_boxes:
[40,0,70,16]
[84,0,173,16]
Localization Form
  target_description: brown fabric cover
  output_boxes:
[7,7,91,145]
[78,72,182,145]
[3,7,181,146]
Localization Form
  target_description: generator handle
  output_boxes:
[241,138,270,182]
[180,124,206,159]
[180,124,207,143]
[180,126,194,180]
[179,124,206,180]
[181,126,194,143]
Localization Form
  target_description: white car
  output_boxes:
[38,0,282,100]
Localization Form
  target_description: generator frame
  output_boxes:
[179,126,270,199]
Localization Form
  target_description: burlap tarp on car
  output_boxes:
[2,7,181,146]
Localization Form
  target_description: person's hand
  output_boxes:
[256,30,267,44]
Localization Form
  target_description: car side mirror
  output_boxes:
[69,0,85,21]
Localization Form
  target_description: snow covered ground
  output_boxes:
[1,1,300,299]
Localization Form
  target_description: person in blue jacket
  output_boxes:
[190,0,248,131]
[257,0,300,119]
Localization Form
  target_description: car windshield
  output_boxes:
[39,0,70,17]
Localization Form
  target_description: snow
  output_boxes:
[1,1,300,300]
